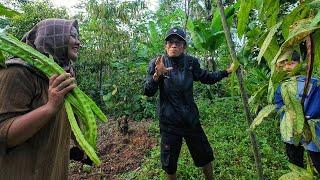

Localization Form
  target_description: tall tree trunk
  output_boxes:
[204,53,213,100]
[301,36,314,105]
[99,59,103,105]
[301,35,315,174]
[205,0,213,20]
[217,1,264,179]
[184,0,190,30]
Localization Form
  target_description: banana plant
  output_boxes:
[245,0,320,177]
[187,2,239,53]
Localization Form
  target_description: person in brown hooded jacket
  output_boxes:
[0,19,80,179]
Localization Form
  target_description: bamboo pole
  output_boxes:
[216,0,264,179]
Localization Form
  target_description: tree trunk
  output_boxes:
[99,59,103,105]
[217,1,264,179]
[205,0,213,20]
[184,0,190,30]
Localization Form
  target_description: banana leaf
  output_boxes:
[279,163,314,180]
[250,104,277,131]
[280,78,305,145]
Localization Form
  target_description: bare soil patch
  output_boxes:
[68,118,157,179]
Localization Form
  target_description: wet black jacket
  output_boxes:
[144,53,229,133]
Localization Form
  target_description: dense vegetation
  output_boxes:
[1,0,320,179]
[120,97,289,179]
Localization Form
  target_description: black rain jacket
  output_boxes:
[144,53,228,133]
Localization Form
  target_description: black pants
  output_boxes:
[285,143,320,173]
[160,128,214,175]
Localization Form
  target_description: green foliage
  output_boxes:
[309,0,320,9]
[75,0,155,121]
[257,21,282,65]
[308,119,320,148]
[281,4,309,39]
[312,30,320,72]
[75,59,156,121]
[187,19,225,52]
[279,163,314,180]
[187,3,238,53]
[246,66,270,112]
[103,60,156,120]
[7,1,69,39]
[0,51,4,67]
[250,104,277,131]
[259,0,280,28]
[280,78,304,145]
[0,3,20,18]
[237,0,254,37]
[281,18,320,52]
[120,97,289,179]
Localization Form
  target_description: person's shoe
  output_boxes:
[69,147,84,161]
[81,157,93,166]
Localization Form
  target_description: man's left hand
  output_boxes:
[226,61,239,74]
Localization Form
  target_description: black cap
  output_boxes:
[165,27,186,41]
[292,51,300,62]
[277,50,301,63]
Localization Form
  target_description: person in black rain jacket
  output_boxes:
[144,27,236,180]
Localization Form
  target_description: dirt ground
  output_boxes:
[68,118,157,179]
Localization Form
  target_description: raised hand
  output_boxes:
[153,56,173,81]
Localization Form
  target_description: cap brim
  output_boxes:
[165,33,186,41]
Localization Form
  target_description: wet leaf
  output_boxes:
[313,30,320,67]
[282,18,320,50]
[279,172,313,180]
[237,0,253,37]
[250,104,276,131]
[308,119,320,148]
[280,78,305,145]
[308,0,320,9]
[310,11,320,27]
[282,4,309,39]
[259,0,280,28]
[249,84,268,112]
[257,21,282,64]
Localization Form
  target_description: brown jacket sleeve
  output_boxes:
[0,66,36,148]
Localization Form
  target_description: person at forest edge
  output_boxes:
[144,27,236,180]
[0,19,80,179]
[274,51,320,173]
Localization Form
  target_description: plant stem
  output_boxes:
[301,35,315,175]
[216,0,264,179]
[301,35,314,105]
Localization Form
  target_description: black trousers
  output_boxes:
[160,128,214,174]
[285,143,320,173]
